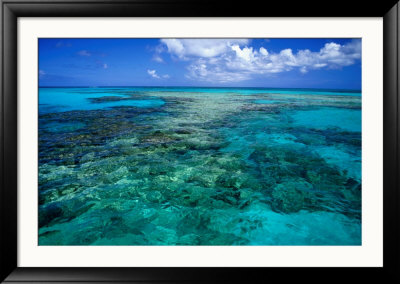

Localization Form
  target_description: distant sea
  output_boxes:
[39,87,361,114]
[38,87,362,245]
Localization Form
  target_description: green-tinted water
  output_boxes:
[38,87,361,245]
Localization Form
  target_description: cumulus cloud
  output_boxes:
[259,47,269,57]
[186,58,252,83]
[159,39,361,83]
[147,69,160,79]
[160,39,249,59]
[147,69,169,79]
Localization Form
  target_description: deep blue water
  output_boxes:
[38,87,361,245]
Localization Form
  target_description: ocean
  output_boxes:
[38,87,362,245]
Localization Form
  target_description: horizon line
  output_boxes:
[38,86,362,92]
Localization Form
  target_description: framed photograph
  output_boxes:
[1,0,399,282]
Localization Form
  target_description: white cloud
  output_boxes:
[160,39,249,59]
[152,55,164,63]
[147,69,169,79]
[232,45,256,62]
[300,66,308,74]
[147,69,160,79]
[186,58,252,83]
[259,47,269,57]
[179,39,362,83]
[77,50,91,57]
[103,63,108,69]
[39,70,46,78]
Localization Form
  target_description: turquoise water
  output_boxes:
[38,87,361,245]
[39,88,165,114]
[254,100,284,105]
[290,107,362,132]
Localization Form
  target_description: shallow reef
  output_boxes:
[38,88,362,245]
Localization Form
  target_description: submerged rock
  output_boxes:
[271,179,313,213]
[139,131,178,144]
[39,202,63,227]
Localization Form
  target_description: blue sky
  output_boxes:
[39,38,361,90]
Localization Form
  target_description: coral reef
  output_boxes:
[38,88,361,245]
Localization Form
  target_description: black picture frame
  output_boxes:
[1,0,399,283]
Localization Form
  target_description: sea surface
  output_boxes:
[38,87,362,245]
